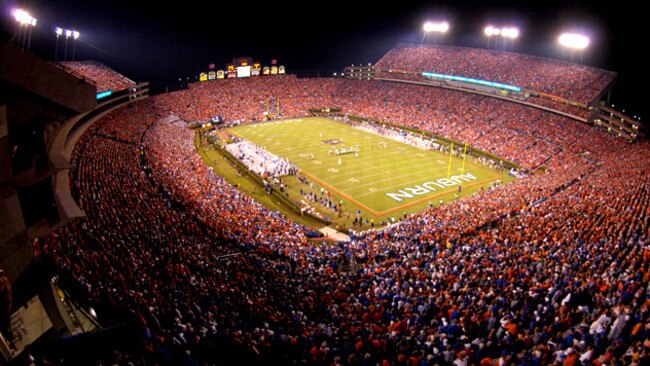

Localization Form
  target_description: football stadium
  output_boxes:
[1,3,648,366]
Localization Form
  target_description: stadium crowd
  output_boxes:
[34,60,649,366]
[154,76,602,170]
[373,44,616,104]
[60,61,137,93]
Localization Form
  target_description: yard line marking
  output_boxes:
[309,155,439,178]
[301,171,381,216]
[228,117,505,217]
[330,163,452,183]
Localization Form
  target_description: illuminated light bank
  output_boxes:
[96,90,113,99]
[421,72,521,92]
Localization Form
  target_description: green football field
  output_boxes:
[228,117,508,220]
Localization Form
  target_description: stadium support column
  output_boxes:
[447,142,454,179]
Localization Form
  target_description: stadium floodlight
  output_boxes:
[484,25,499,37]
[558,32,589,63]
[485,26,519,38]
[432,21,449,33]
[422,21,450,45]
[501,27,519,39]
[485,25,519,50]
[423,21,449,33]
[11,8,37,51]
[11,9,37,28]
[558,33,589,50]
[11,8,23,23]
[73,30,80,39]
[484,25,499,49]
[11,8,34,25]
[55,27,63,36]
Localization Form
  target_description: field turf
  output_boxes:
[227,117,509,225]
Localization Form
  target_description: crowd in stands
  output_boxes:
[332,80,577,170]
[374,44,616,105]
[154,75,599,170]
[34,70,649,366]
[523,96,592,120]
[61,61,137,93]
[154,76,337,125]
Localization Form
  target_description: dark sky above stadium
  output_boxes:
[1,0,644,119]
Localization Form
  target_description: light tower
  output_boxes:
[64,29,72,61]
[72,31,80,61]
[55,27,63,61]
[484,25,519,50]
[11,8,37,51]
[57,28,81,62]
[421,21,450,45]
[558,32,590,63]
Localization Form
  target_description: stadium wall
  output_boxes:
[48,84,150,235]
[0,41,96,114]
[0,40,148,363]
[0,42,97,282]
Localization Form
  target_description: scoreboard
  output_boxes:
[237,65,251,78]
[199,58,285,82]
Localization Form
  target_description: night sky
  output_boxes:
[1,0,644,120]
